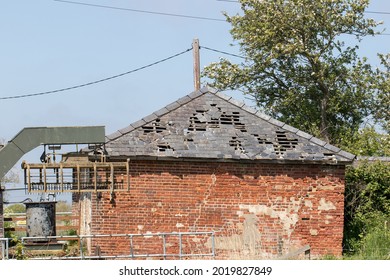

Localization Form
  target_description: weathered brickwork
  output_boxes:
[74,160,345,259]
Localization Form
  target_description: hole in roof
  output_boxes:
[323,153,335,160]
[274,131,299,155]
[157,143,174,152]
[254,134,273,145]
[142,119,167,134]
[187,110,247,132]
[229,137,244,152]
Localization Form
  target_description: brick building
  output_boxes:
[73,87,354,259]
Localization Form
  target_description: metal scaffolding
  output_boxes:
[22,160,130,193]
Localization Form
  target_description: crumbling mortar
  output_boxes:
[191,171,217,231]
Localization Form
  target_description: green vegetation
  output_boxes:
[4,204,26,239]
[344,161,390,259]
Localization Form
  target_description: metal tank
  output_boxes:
[25,201,56,241]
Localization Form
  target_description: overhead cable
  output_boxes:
[54,0,226,22]
[201,45,247,59]
[0,48,192,100]
[54,1,390,34]
[365,10,390,15]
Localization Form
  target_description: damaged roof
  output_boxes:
[104,87,355,164]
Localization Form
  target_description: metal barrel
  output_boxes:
[24,201,57,242]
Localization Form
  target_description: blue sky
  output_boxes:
[1,0,389,203]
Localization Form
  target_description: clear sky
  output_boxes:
[1,0,389,203]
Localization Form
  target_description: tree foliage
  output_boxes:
[4,204,26,214]
[373,54,390,133]
[203,0,387,144]
[341,126,390,156]
[344,161,390,256]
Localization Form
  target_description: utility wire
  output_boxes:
[0,48,192,100]
[364,11,390,15]
[54,0,226,22]
[54,1,390,34]
[201,45,247,59]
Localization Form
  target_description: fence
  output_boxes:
[1,232,215,260]
[3,212,78,236]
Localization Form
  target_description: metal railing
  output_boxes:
[0,238,9,260]
[1,231,215,260]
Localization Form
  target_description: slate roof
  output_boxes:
[104,87,355,164]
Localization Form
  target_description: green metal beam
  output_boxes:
[0,126,105,179]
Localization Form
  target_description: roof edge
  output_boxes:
[104,155,354,165]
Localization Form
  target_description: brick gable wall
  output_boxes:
[73,160,345,259]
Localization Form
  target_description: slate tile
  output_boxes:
[296,130,313,140]
[130,119,147,129]
[142,113,158,123]
[310,137,327,147]
[324,143,341,153]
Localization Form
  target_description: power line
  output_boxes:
[54,0,226,22]
[0,48,192,100]
[201,45,247,59]
[365,11,390,15]
[54,1,390,35]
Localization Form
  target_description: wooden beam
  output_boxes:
[193,38,201,91]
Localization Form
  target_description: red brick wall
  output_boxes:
[74,160,345,259]
[0,190,4,257]
[0,190,3,239]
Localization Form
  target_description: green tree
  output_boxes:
[56,201,72,212]
[341,126,390,156]
[4,204,25,214]
[373,54,390,133]
[203,0,387,145]
[344,161,390,257]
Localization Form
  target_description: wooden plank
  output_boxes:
[4,216,25,221]
[5,226,78,232]
[56,216,79,221]
[56,226,78,231]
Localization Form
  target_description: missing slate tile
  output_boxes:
[142,119,167,134]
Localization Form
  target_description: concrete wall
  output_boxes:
[74,160,346,259]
